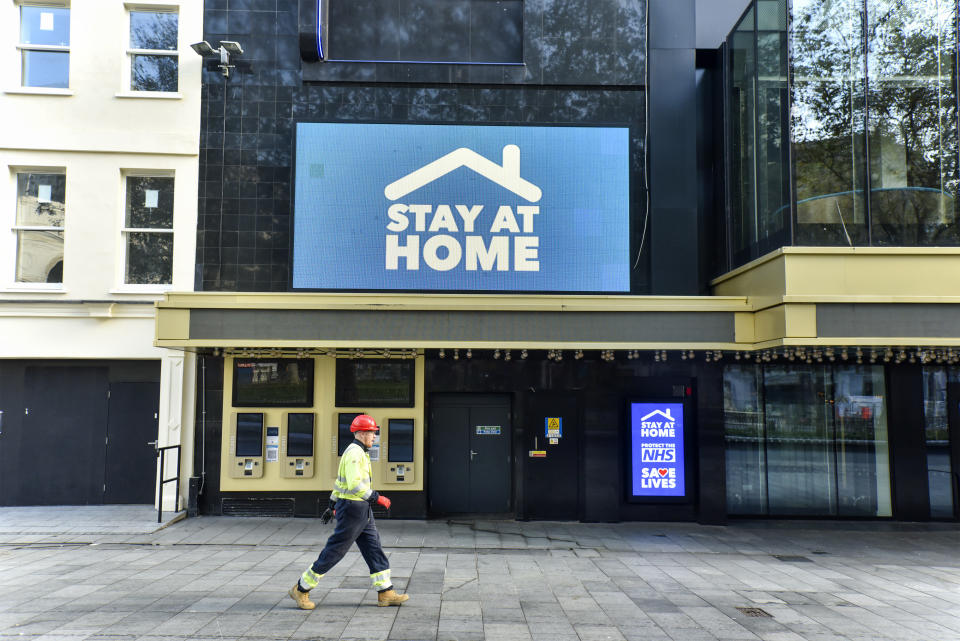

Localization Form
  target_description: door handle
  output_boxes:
[470,449,478,461]
[147,440,158,450]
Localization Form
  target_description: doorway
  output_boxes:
[0,363,159,506]
[428,394,512,515]
[524,392,580,520]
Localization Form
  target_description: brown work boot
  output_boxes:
[288,584,316,610]
[377,588,409,606]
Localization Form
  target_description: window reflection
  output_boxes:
[867,0,959,245]
[723,363,892,517]
[124,176,174,285]
[726,0,959,263]
[327,0,523,63]
[728,8,757,264]
[723,366,767,514]
[791,0,868,246]
[922,367,955,518]
[15,173,66,284]
[756,0,790,252]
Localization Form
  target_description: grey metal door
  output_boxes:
[104,382,160,504]
[19,367,109,505]
[467,402,511,512]
[429,394,511,514]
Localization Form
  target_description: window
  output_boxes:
[128,8,178,92]
[18,4,70,88]
[335,359,415,407]
[724,363,892,517]
[233,359,315,407]
[123,175,173,284]
[13,171,65,284]
[324,0,522,64]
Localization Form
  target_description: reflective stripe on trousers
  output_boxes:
[370,569,391,591]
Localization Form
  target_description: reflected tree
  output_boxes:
[130,11,178,92]
[789,0,959,245]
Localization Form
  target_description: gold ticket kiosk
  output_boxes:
[282,411,315,478]
[229,412,264,478]
[385,418,416,484]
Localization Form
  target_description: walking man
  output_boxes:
[289,414,409,609]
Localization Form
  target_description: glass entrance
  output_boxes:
[921,369,958,519]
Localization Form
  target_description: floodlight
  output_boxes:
[190,41,216,56]
[219,41,244,55]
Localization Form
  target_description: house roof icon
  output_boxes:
[641,408,674,422]
[384,144,542,202]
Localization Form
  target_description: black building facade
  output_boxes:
[158,0,960,524]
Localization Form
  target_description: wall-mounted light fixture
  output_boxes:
[190,40,245,77]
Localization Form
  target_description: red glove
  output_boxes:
[376,495,391,509]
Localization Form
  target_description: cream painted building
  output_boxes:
[0,1,202,510]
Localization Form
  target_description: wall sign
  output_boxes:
[545,417,562,438]
[629,402,685,498]
[476,425,501,435]
[293,123,630,292]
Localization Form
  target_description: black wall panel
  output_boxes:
[887,365,930,520]
[196,1,675,294]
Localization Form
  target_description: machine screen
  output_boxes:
[338,412,360,455]
[236,413,264,457]
[287,413,314,456]
[388,419,414,462]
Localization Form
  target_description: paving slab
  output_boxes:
[0,509,959,640]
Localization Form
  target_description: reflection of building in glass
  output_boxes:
[728,0,959,256]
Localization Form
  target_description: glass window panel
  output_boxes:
[126,177,174,228]
[867,0,960,246]
[763,366,837,515]
[16,230,63,283]
[791,0,868,246]
[833,366,892,517]
[21,50,69,88]
[327,0,522,63]
[724,365,767,514]
[756,0,790,251]
[469,0,523,64]
[125,232,173,284]
[19,6,70,46]
[728,8,757,263]
[17,173,65,226]
[922,367,955,518]
[131,55,178,92]
[130,11,178,50]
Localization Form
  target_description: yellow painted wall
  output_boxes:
[220,355,425,492]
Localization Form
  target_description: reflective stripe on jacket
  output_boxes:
[332,441,374,501]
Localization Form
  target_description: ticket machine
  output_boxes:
[281,412,315,478]
[385,418,416,484]
[229,412,264,478]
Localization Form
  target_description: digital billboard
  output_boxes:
[629,402,685,498]
[293,123,630,292]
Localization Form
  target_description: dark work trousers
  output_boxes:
[311,498,389,577]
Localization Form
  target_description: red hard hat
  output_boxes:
[350,414,379,432]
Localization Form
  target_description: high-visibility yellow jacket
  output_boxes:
[331,441,378,502]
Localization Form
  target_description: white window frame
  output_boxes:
[8,166,67,291]
[16,1,71,91]
[118,170,175,291]
[123,4,180,96]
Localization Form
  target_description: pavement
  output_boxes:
[1,508,959,641]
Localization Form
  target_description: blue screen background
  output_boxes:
[630,402,686,498]
[293,123,630,291]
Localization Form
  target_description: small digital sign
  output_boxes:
[293,123,630,292]
[629,402,685,498]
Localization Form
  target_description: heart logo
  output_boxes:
[658,468,668,477]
